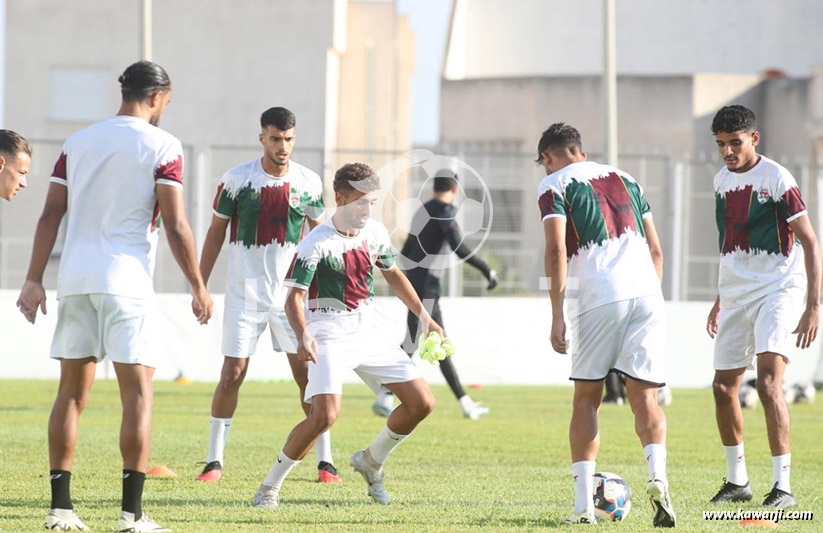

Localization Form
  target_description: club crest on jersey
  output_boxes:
[328,256,344,271]
[289,189,301,209]
[757,187,770,204]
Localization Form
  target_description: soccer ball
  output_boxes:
[739,384,758,409]
[792,382,816,404]
[593,472,632,521]
[657,385,672,407]
[783,384,797,405]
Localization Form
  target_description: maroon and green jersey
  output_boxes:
[714,155,807,308]
[285,219,395,314]
[537,161,661,316]
[213,158,324,310]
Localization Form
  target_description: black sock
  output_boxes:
[122,470,145,520]
[50,470,73,510]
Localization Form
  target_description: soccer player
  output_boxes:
[707,105,820,508]
[252,162,441,508]
[0,129,32,201]
[537,123,675,526]
[196,107,339,483]
[16,61,213,532]
[372,170,498,419]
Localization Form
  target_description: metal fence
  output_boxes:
[3,140,821,302]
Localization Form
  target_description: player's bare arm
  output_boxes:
[642,217,664,283]
[381,266,443,339]
[706,296,720,339]
[17,182,67,324]
[543,217,568,354]
[789,213,821,349]
[157,183,213,324]
[199,214,230,285]
[307,212,325,230]
[284,286,318,363]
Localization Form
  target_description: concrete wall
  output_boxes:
[445,0,823,79]
[3,291,821,389]
[4,0,337,148]
[441,76,694,157]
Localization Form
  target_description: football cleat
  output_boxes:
[563,509,597,524]
[116,512,170,532]
[646,479,676,528]
[463,403,491,420]
[709,478,753,503]
[45,509,88,531]
[195,461,222,482]
[317,461,342,484]
[252,485,280,508]
[350,450,389,504]
[761,483,797,508]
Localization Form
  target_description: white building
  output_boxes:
[440,0,823,299]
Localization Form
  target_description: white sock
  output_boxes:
[366,425,408,465]
[643,443,667,485]
[315,429,333,466]
[207,417,232,464]
[458,395,475,413]
[262,450,301,490]
[723,443,748,486]
[772,453,791,493]
[571,460,596,515]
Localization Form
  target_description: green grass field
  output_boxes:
[1,380,821,532]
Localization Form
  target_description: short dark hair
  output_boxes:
[0,130,32,158]
[118,60,171,102]
[711,105,757,134]
[433,169,458,192]
[333,162,380,194]
[535,122,582,163]
[261,107,296,131]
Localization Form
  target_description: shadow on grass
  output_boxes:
[493,516,566,528]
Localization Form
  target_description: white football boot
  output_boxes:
[116,511,170,532]
[350,450,390,504]
[44,509,88,531]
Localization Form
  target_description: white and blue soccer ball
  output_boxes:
[783,384,798,405]
[739,384,758,409]
[792,382,816,404]
[593,472,632,521]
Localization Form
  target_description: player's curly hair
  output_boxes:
[333,162,381,194]
[535,122,582,163]
[711,105,757,135]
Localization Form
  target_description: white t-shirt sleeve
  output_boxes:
[50,146,68,186]
[285,236,321,289]
[375,224,396,271]
[154,138,184,189]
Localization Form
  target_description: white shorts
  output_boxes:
[50,294,160,367]
[222,304,298,357]
[714,288,804,370]
[569,294,666,386]
[303,307,422,402]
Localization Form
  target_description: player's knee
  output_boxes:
[220,364,247,388]
[755,375,781,403]
[309,406,339,432]
[712,380,737,404]
[56,387,91,414]
[410,391,436,419]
